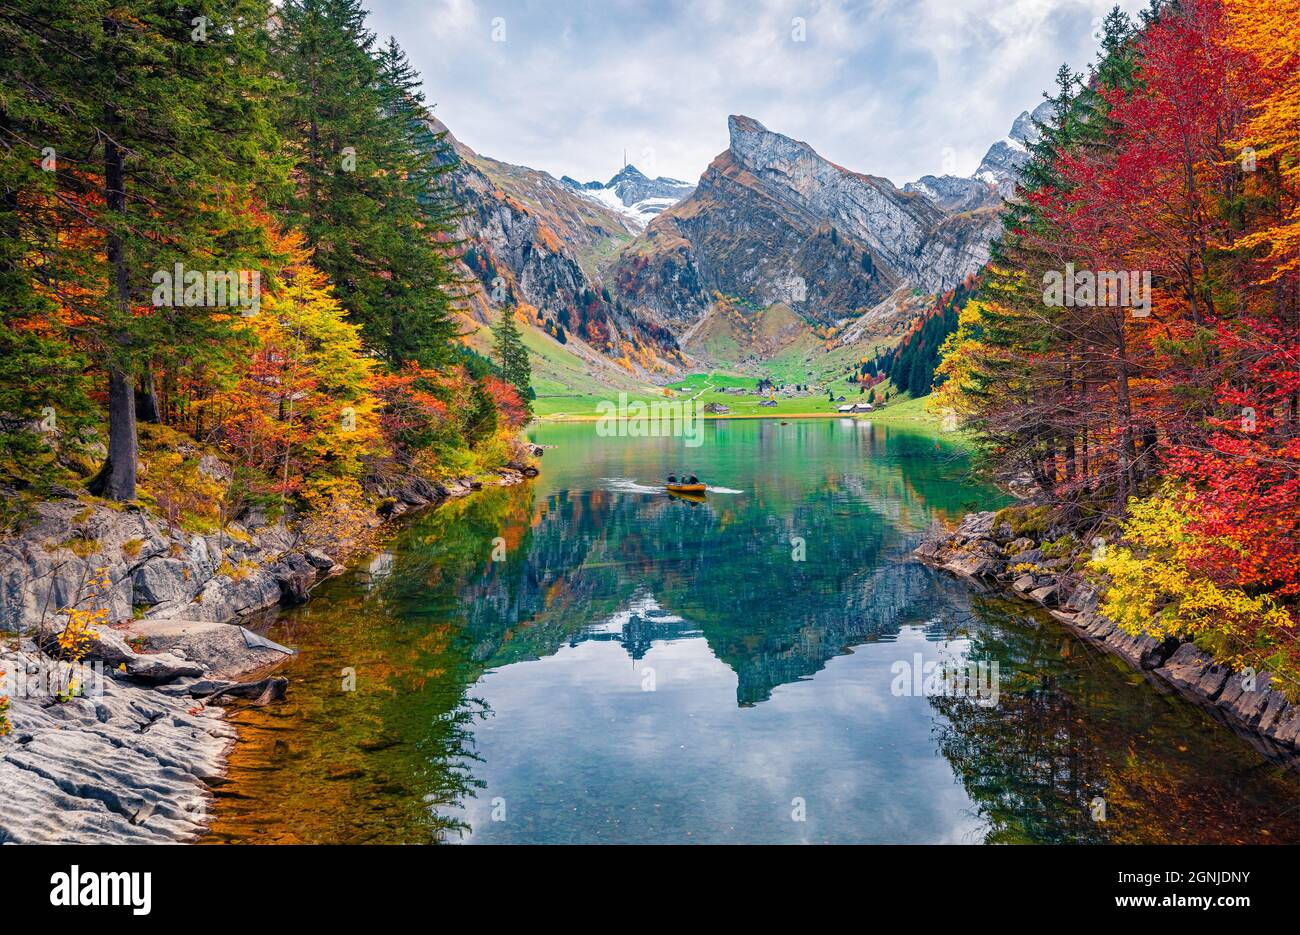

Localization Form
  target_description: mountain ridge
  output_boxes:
[426,104,1042,395]
[610,113,1004,334]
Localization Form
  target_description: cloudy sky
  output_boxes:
[363,0,1147,187]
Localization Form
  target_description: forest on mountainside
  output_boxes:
[932,0,1300,689]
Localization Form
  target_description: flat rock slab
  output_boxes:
[117,619,293,681]
[0,648,235,844]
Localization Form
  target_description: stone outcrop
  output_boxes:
[0,644,236,844]
[113,619,294,681]
[0,464,537,843]
[916,511,1300,766]
[1,467,532,635]
[0,492,334,634]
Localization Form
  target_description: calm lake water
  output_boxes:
[206,419,1299,844]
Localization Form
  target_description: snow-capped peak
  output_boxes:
[561,164,695,229]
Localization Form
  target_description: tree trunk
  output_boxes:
[98,123,138,501]
[103,366,138,499]
[1063,357,1076,484]
[135,365,160,423]
[1113,355,1137,509]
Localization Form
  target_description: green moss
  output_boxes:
[1041,534,1078,558]
[993,504,1052,538]
[0,493,38,535]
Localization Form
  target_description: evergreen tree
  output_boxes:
[273,2,462,368]
[492,308,532,412]
[1,0,284,500]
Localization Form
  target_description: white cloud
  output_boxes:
[363,0,1147,186]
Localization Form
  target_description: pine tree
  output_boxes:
[273,2,462,368]
[492,308,531,412]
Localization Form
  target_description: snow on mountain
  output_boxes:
[971,100,1053,188]
[562,164,694,228]
[904,100,1055,210]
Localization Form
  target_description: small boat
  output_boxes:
[666,483,707,494]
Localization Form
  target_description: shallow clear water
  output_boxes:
[206,419,1299,844]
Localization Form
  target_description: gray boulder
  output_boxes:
[132,557,200,606]
[117,618,293,680]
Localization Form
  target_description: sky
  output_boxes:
[363,0,1149,187]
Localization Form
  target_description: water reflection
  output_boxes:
[206,421,1298,844]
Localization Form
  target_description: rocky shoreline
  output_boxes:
[0,463,536,843]
[916,511,1300,768]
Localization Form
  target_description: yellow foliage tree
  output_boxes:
[1223,0,1300,279]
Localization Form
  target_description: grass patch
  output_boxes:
[62,535,101,558]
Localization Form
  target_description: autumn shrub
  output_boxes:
[209,266,384,506]
[140,449,226,533]
[1090,489,1298,694]
[372,363,451,461]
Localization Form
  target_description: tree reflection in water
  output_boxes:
[929,597,1299,844]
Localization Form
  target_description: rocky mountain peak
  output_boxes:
[561,160,694,227]
[614,113,1001,330]
[903,100,1056,210]
[974,100,1055,188]
[607,163,648,186]
[1009,100,1054,146]
[726,114,819,175]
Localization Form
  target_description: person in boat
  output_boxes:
[687,474,699,484]
[667,473,677,483]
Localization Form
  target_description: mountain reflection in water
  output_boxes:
[206,420,1299,845]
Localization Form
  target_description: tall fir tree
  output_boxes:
[273,2,462,368]
[0,0,285,499]
[491,307,532,412]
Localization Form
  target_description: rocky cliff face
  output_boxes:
[612,115,1002,330]
[428,118,680,357]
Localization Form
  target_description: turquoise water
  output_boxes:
[207,419,1299,844]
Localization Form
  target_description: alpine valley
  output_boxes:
[439,102,1054,411]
